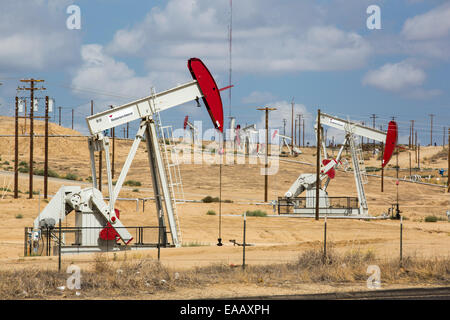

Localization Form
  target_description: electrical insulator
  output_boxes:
[33,99,38,112]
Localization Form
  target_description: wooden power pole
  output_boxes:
[291,99,294,149]
[448,128,450,193]
[315,109,321,220]
[44,96,49,199]
[257,107,277,202]
[17,79,45,199]
[14,97,19,199]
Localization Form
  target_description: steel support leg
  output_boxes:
[145,120,179,246]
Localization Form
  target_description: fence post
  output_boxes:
[400,216,403,267]
[58,218,62,272]
[157,225,161,261]
[24,227,28,257]
[323,215,327,263]
[242,211,247,270]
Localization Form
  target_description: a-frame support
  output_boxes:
[89,118,180,247]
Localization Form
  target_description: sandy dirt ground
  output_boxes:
[0,116,448,298]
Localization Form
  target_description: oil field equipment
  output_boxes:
[278,112,397,218]
[28,58,225,255]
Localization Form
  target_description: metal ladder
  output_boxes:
[152,110,185,244]
[346,121,369,215]
[352,135,369,185]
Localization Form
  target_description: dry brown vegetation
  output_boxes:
[0,245,448,299]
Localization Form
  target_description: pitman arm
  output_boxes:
[284,139,347,198]
[284,173,329,198]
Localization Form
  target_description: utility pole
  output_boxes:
[291,98,294,150]
[257,107,277,202]
[315,109,321,221]
[370,114,377,149]
[429,114,434,146]
[298,114,302,147]
[44,97,49,199]
[14,97,19,199]
[71,108,74,130]
[294,118,298,146]
[58,106,62,126]
[17,79,45,199]
[302,118,305,147]
[443,126,446,149]
[283,119,287,136]
[415,131,418,163]
[418,144,421,169]
[448,128,450,192]
[409,152,411,178]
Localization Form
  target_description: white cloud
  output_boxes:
[402,3,450,41]
[0,0,81,71]
[242,91,277,104]
[106,0,372,75]
[362,60,441,99]
[362,61,426,92]
[71,44,185,104]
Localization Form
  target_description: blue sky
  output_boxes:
[0,0,449,145]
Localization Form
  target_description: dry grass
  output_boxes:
[0,245,448,299]
[425,148,448,163]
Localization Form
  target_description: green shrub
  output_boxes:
[15,214,23,219]
[132,189,140,192]
[19,161,28,167]
[64,173,78,181]
[47,169,59,178]
[424,215,438,223]
[202,196,220,203]
[181,241,209,247]
[245,210,267,217]
[18,167,29,173]
[34,168,59,178]
[206,210,216,216]
[124,180,141,187]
